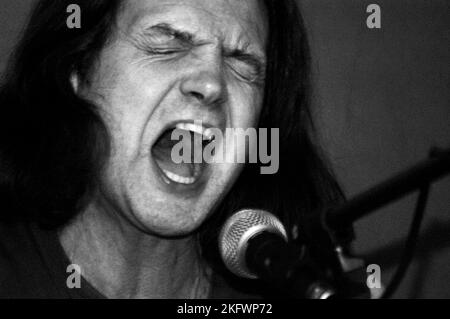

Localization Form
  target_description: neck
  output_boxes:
[58,201,211,299]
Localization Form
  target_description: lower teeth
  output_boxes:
[162,169,196,185]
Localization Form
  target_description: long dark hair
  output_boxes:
[0,0,345,292]
[0,0,122,225]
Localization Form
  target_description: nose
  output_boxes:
[180,60,226,107]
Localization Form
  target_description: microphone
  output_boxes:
[217,149,450,298]
[219,209,288,279]
[219,209,336,298]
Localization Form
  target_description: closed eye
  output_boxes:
[226,55,266,85]
[145,47,186,55]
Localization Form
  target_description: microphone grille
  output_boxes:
[219,209,288,279]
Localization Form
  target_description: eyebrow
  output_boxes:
[143,23,266,68]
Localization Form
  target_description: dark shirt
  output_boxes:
[0,221,254,299]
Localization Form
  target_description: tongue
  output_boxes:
[152,129,198,178]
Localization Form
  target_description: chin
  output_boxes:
[130,201,215,238]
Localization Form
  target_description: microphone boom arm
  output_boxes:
[325,147,450,232]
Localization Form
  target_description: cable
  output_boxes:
[381,184,430,299]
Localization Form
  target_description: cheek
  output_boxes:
[222,86,264,165]
[89,62,172,158]
[89,42,169,121]
[228,85,264,128]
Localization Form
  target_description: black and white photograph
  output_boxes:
[0,0,448,301]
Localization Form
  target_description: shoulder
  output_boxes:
[0,220,34,269]
[0,221,33,297]
[0,220,63,298]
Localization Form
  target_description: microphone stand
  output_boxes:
[314,147,450,298]
[325,147,450,232]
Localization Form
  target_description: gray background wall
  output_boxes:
[1,0,449,298]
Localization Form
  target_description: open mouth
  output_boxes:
[151,122,215,186]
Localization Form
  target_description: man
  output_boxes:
[0,0,344,298]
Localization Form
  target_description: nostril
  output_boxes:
[190,91,205,101]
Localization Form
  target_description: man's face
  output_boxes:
[81,0,267,236]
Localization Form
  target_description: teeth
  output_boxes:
[162,169,196,185]
[175,123,215,141]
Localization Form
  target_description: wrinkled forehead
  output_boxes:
[117,0,268,49]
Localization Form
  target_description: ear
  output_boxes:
[70,72,80,93]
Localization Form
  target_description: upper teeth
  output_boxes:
[175,123,215,141]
